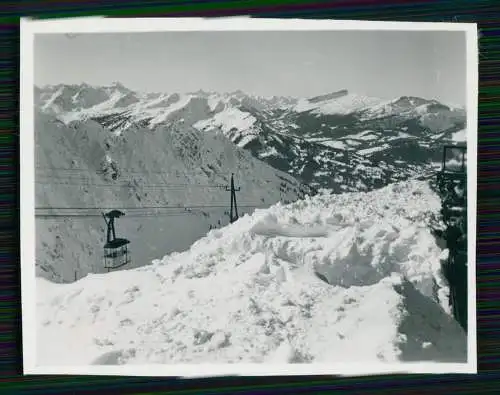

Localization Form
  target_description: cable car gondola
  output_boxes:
[102,210,131,271]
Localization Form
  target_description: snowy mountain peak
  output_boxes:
[309,89,349,103]
[294,90,384,116]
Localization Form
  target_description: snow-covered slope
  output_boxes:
[194,107,260,148]
[36,180,466,366]
[35,110,311,283]
[359,96,467,135]
[294,89,385,116]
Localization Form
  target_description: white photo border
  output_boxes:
[20,16,478,377]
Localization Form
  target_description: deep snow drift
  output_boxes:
[36,180,467,366]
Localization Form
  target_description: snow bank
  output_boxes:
[36,180,466,366]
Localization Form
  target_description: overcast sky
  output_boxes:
[34,30,467,106]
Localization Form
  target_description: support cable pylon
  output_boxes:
[225,173,240,223]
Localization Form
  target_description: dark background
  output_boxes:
[1,0,499,393]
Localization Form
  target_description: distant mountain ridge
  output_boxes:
[35,83,467,193]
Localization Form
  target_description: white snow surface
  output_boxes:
[452,129,466,143]
[319,140,348,150]
[295,93,384,116]
[193,107,259,147]
[194,107,257,134]
[358,144,391,156]
[36,180,466,367]
[147,95,194,126]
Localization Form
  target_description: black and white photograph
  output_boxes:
[21,18,477,375]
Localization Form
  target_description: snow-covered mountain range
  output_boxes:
[36,83,467,193]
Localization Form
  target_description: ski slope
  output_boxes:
[36,180,467,367]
